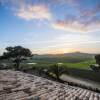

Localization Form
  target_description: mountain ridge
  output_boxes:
[33,52,95,58]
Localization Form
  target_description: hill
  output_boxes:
[33,52,94,58]
[32,52,95,63]
[64,52,94,58]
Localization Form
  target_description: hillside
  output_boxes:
[64,52,94,58]
[34,52,94,58]
[32,52,95,63]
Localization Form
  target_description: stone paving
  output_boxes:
[0,70,100,100]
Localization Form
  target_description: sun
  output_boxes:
[60,48,74,54]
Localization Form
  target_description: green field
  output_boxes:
[28,59,96,70]
[25,56,96,70]
[63,60,96,69]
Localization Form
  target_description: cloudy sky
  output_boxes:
[0,0,100,54]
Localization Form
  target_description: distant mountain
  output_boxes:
[1,52,94,63]
[64,52,94,58]
[33,52,95,58]
[32,52,95,63]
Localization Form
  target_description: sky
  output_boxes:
[0,0,100,54]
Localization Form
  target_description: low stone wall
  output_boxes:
[0,70,100,100]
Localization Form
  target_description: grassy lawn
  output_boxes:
[63,60,96,69]
[20,59,96,70]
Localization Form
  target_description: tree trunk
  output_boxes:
[14,57,21,70]
[56,66,60,81]
[16,62,20,70]
[56,74,60,80]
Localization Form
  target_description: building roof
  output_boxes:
[0,70,100,100]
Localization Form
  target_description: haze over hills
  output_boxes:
[32,52,95,63]
[64,52,95,58]
[33,52,95,58]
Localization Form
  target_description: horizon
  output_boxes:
[0,49,98,56]
[0,0,100,54]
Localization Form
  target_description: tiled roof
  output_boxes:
[0,70,100,100]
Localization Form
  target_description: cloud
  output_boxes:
[52,19,100,33]
[48,0,100,33]
[52,20,87,33]
[0,0,52,21]
[66,0,100,18]
[1,0,100,33]
[15,4,52,21]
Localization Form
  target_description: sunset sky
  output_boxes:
[0,0,100,54]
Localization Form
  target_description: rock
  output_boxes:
[0,70,100,100]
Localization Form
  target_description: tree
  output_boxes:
[95,54,100,67]
[49,64,68,80]
[0,46,32,70]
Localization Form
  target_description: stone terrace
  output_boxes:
[0,70,100,100]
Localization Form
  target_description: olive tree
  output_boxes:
[49,64,68,80]
[0,46,32,70]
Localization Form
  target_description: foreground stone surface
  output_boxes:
[0,70,100,100]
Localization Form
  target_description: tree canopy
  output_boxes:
[0,46,32,70]
[95,54,100,67]
[48,64,68,80]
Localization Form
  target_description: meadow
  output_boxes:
[63,59,95,69]
[24,54,95,70]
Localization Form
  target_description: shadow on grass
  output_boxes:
[67,68,100,82]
